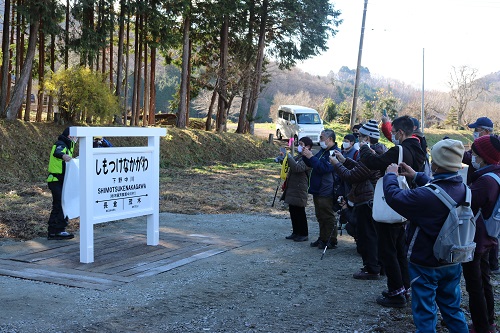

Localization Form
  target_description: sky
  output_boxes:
[297,0,500,91]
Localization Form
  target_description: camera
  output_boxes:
[274,155,285,163]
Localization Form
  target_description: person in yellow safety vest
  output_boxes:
[46,127,78,240]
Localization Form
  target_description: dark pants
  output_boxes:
[376,222,410,293]
[488,242,499,270]
[354,203,380,274]
[462,251,495,333]
[48,181,68,234]
[289,204,308,237]
[313,195,337,244]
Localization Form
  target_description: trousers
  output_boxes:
[462,251,495,333]
[409,262,468,333]
[313,195,337,244]
[289,204,308,236]
[353,203,380,274]
[375,222,409,292]
[48,181,68,233]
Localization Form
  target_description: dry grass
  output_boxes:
[0,120,282,240]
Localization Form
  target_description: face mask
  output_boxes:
[471,155,481,169]
[353,132,359,138]
[391,134,399,145]
[297,145,303,153]
[473,132,480,140]
[342,142,351,149]
[319,141,327,149]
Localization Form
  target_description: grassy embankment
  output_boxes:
[0,119,473,240]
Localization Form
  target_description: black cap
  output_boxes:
[62,127,70,137]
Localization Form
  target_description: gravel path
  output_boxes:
[0,211,459,333]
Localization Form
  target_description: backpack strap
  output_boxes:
[424,183,470,209]
[482,172,500,186]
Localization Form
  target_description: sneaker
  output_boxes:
[382,290,411,301]
[468,324,495,333]
[353,269,380,280]
[319,240,337,249]
[310,238,321,247]
[376,294,406,308]
[285,233,297,240]
[293,235,308,242]
[47,231,74,240]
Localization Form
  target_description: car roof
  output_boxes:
[278,105,318,114]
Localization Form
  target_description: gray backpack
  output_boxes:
[478,172,500,238]
[424,183,476,264]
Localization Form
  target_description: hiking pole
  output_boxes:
[321,213,340,260]
[271,179,281,207]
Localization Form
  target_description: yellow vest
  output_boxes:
[47,141,74,182]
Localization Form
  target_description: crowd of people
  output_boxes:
[279,115,500,333]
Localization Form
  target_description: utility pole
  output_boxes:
[421,48,425,132]
[350,0,368,129]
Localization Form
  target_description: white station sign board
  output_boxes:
[93,148,153,220]
[70,126,167,263]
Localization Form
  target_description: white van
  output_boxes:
[275,105,324,144]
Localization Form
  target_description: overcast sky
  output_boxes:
[297,0,500,91]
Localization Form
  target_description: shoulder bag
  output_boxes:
[372,145,409,223]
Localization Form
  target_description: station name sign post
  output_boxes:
[70,127,167,263]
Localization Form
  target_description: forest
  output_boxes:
[0,0,341,132]
[1,0,499,134]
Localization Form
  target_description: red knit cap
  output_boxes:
[472,135,500,165]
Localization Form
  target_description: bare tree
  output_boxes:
[448,65,483,127]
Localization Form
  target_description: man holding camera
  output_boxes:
[302,129,341,250]
[359,116,426,308]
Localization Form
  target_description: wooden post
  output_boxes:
[268,134,274,145]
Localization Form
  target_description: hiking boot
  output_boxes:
[310,238,321,247]
[285,233,297,240]
[47,231,74,240]
[293,235,308,242]
[376,294,406,308]
[353,269,380,280]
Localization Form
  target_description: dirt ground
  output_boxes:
[1,211,424,333]
[0,126,493,333]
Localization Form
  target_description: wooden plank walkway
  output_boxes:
[0,231,252,290]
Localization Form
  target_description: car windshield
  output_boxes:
[296,113,321,124]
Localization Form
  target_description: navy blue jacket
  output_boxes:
[384,172,466,267]
[303,145,340,197]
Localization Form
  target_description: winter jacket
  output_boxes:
[303,145,340,197]
[333,158,381,204]
[384,172,466,267]
[47,135,75,183]
[381,121,428,153]
[281,154,311,207]
[469,164,500,253]
[359,137,426,187]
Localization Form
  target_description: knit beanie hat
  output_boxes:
[431,139,464,172]
[358,119,380,139]
[472,135,500,165]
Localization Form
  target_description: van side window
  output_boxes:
[278,110,284,119]
[286,112,294,122]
